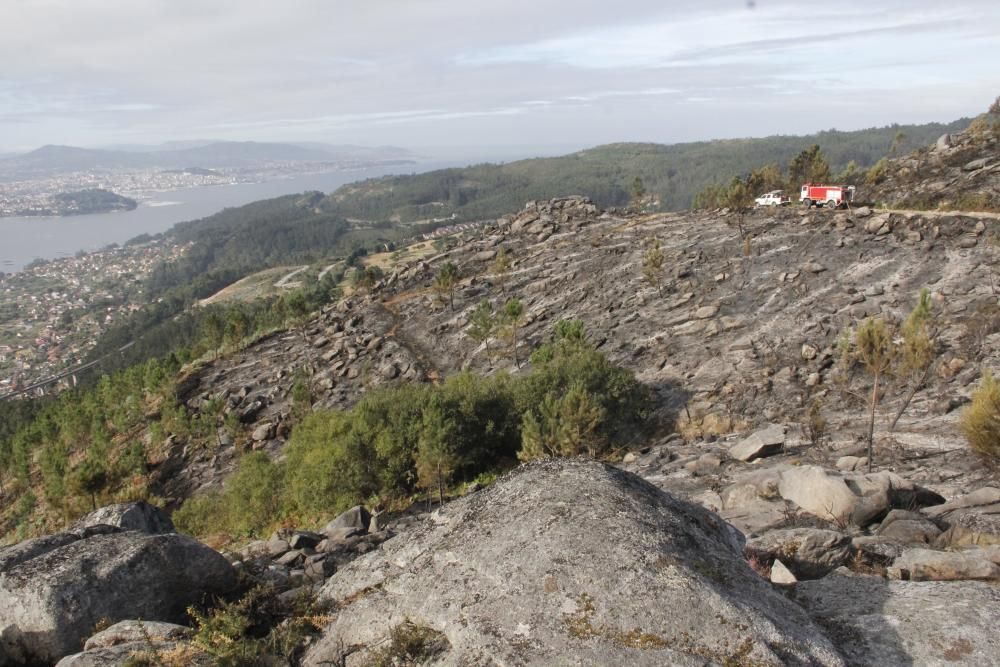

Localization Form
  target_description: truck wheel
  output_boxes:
[803,199,812,208]
[827,200,838,209]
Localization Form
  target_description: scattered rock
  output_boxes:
[888,547,1000,581]
[289,531,325,550]
[83,620,191,650]
[729,424,786,462]
[876,510,941,545]
[963,157,990,171]
[770,559,797,585]
[251,422,275,441]
[72,502,175,535]
[746,528,852,579]
[693,305,719,319]
[324,505,372,538]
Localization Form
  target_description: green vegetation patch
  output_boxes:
[175,323,649,538]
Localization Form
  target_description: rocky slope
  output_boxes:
[165,189,1000,500]
[15,129,1000,664]
[866,119,999,210]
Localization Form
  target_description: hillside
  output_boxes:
[320,119,971,221]
[866,114,1000,211]
[4,193,1000,663]
[3,123,1000,662]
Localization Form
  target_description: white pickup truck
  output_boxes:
[754,190,791,207]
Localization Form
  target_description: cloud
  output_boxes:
[456,6,980,70]
[0,1,998,151]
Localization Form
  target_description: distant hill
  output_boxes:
[320,119,972,220]
[0,141,417,180]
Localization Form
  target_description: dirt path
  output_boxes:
[274,265,309,288]
[878,208,1000,220]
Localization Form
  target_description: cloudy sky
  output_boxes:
[2,0,998,155]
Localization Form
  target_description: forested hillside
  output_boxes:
[321,119,971,221]
[80,193,412,377]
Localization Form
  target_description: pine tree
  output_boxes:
[855,317,896,472]
[467,299,496,361]
[642,239,665,295]
[69,457,108,511]
[630,176,647,210]
[491,249,511,296]
[434,262,460,311]
[890,289,937,431]
[503,298,525,368]
[414,403,457,506]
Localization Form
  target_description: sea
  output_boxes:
[0,162,454,272]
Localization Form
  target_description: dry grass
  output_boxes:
[197,266,297,306]
[677,409,749,442]
[961,370,1000,460]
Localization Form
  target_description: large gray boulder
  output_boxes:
[793,570,1000,665]
[55,620,200,667]
[778,466,943,526]
[0,531,236,665]
[323,505,371,539]
[304,460,845,666]
[72,501,175,535]
[728,424,785,462]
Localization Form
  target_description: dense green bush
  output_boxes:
[175,323,649,538]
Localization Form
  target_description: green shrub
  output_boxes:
[175,323,648,538]
[961,371,1000,459]
[519,384,606,460]
[174,453,284,537]
[865,157,889,185]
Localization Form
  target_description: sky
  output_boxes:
[1,0,998,155]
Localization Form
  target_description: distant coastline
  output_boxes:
[4,188,138,218]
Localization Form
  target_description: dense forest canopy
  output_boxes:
[321,119,971,221]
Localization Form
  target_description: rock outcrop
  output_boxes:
[72,501,175,534]
[866,119,999,210]
[794,570,1000,666]
[0,530,236,665]
[304,459,845,666]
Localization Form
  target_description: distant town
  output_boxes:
[0,240,189,394]
[0,162,339,217]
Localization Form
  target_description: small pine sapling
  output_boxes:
[642,238,665,295]
[433,262,460,311]
[889,289,937,431]
[855,317,896,472]
[467,299,496,361]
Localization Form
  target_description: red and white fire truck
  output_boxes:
[800,183,856,209]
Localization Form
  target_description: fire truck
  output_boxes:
[800,183,856,209]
